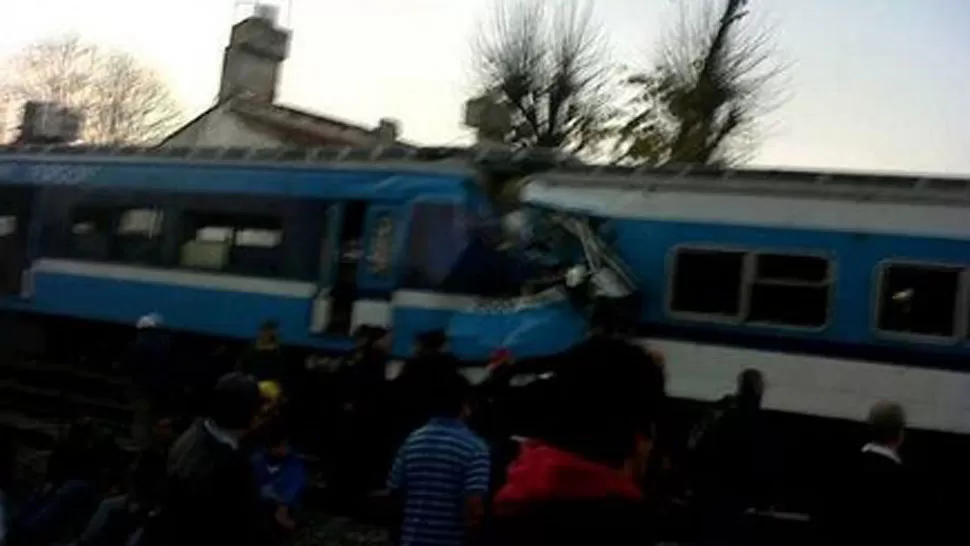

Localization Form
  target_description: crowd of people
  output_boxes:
[0,313,922,546]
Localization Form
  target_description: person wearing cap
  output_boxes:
[126,313,173,448]
[153,373,273,546]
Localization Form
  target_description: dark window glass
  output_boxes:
[748,283,829,327]
[877,264,960,338]
[65,207,165,265]
[670,249,745,317]
[69,208,115,261]
[756,253,829,283]
[748,253,831,327]
[0,215,21,294]
[402,203,469,291]
[113,208,164,264]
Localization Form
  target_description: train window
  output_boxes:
[114,208,164,264]
[69,208,115,260]
[877,263,961,339]
[747,253,831,328]
[0,216,15,237]
[235,228,281,248]
[669,248,746,318]
[179,213,283,277]
[402,202,469,291]
[196,226,233,243]
[118,209,163,237]
[402,201,519,296]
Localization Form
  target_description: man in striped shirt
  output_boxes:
[388,371,490,546]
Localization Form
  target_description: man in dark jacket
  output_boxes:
[393,330,459,439]
[487,333,665,546]
[151,373,272,546]
[833,400,917,546]
[237,320,286,384]
[328,326,394,504]
[127,314,173,448]
[688,368,767,545]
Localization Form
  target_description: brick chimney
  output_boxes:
[374,118,400,145]
[218,5,291,104]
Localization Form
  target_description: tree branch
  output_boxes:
[3,34,184,145]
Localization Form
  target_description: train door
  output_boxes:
[351,204,398,327]
[325,201,368,336]
[0,186,34,298]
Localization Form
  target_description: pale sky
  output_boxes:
[2,0,969,175]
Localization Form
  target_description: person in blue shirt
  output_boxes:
[387,371,491,546]
[250,426,307,533]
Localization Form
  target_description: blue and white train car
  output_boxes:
[520,167,970,436]
[0,146,547,359]
[3,145,969,439]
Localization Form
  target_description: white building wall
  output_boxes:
[162,106,282,148]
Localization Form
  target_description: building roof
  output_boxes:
[159,96,413,148]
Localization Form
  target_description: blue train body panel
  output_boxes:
[613,217,970,357]
[3,148,970,364]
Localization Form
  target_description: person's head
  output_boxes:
[414,329,448,357]
[352,325,373,351]
[260,422,292,462]
[258,380,284,414]
[136,313,164,331]
[367,326,393,354]
[257,320,280,347]
[426,371,472,420]
[540,336,666,470]
[152,417,178,447]
[737,368,765,409]
[209,372,262,431]
[868,400,906,449]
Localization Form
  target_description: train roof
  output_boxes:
[522,164,970,209]
[0,144,480,177]
[0,145,490,200]
[3,144,969,206]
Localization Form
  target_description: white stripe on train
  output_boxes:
[30,258,970,434]
[641,338,970,435]
[523,182,970,239]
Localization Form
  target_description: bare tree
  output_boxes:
[3,34,183,145]
[471,0,616,155]
[617,0,786,166]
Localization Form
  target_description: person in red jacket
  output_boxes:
[487,333,665,546]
